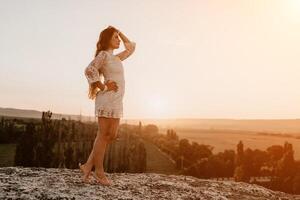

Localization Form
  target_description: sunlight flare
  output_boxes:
[145,95,168,118]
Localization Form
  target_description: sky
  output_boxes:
[0,0,299,119]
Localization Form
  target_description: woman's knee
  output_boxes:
[110,118,120,138]
[101,131,112,142]
[98,117,110,140]
[98,130,110,141]
[98,117,119,142]
[109,131,118,141]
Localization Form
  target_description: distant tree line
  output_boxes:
[0,117,25,143]
[135,123,300,195]
[234,140,300,194]
[10,111,146,172]
[14,111,96,168]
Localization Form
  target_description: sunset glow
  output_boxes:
[144,95,168,119]
[285,0,300,21]
[0,0,299,119]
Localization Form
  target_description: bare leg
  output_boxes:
[92,117,115,186]
[79,131,99,182]
[80,117,110,182]
[96,117,120,184]
[93,117,111,173]
[108,118,120,142]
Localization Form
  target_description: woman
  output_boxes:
[80,25,136,186]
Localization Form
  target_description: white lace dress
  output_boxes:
[84,41,136,118]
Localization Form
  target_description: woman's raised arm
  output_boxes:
[116,30,136,61]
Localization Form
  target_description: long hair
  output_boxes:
[88,26,118,100]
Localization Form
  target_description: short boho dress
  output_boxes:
[84,41,136,118]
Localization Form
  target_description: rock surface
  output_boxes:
[0,167,299,200]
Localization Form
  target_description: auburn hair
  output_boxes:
[88,26,118,100]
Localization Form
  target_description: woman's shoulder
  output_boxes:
[89,50,110,68]
[97,50,109,56]
[99,50,114,58]
[94,50,111,61]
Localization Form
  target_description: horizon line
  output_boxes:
[1,106,300,121]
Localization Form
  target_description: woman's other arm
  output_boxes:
[85,51,117,91]
[116,30,136,61]
[85,66,118,92]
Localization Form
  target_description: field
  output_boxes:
[142,139,179,175]
[0,144,16,167]
[160,128,300,160]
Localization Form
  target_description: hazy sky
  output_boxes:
[0,0,299,119]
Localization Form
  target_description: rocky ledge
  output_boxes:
[0,167,299,200]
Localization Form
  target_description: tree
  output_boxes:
[166,129,179,141]
[190,142,213,161]
[235,140,244,166]
[234,141,250,182]
[292,172,300,194]
[276,142,296,178]
[267,145,284,162]
[252,149,268,176]
[234,166,248,182]
[217,149,235,177]
[144,124,158,134]
[14,122,37,166]
[138,121,142,135]
[178,138,192,168]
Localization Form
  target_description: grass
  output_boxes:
[142,139,179,175]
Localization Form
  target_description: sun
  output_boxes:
[282,0,300,23]
[145,95,168,118]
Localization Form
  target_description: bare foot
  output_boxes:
[92,171,112,186]
[78,162,91,183]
